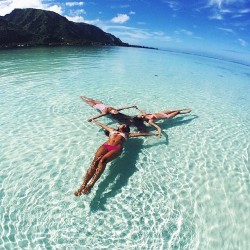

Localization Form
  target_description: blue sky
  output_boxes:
[0,0,250,60]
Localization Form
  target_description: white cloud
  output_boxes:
[111,14,130,24]
[232,14,243,18]
[162,0,180,11]
[47,5,63,15]
[101,25,149,41]
[0,0,88,25]
[217,27,234,33]
[238,38,247,46]
[175,29,193,36]
[220,9,232,13]
[239,8,250,13]
[65,2,84,7]
[209,13,223,19]
[206,0,249,21]
[153,31,172,41]
[98,24,172,46]
[129,11,135,15]
[209,0,223,8]
[208,0,247,9]
[67,8,86,18]
[182,29,193,36]
[65,15,85,22]
[0,0,62,15]
[80,18,101,25]
[120,4,130,9]
[153,31,165,36]
[194,36,203,40]
[110,4,130,9]
[0,0,44,15]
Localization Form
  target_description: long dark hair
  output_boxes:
[104,125,130,136]
[132,116,144,124]
[122,125,130,133]
[131,116,148,133]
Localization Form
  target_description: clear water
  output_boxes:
[0,46,249,249]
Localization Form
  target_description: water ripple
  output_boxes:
[0,47,249,249]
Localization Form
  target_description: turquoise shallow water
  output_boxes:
[0,46,249,249]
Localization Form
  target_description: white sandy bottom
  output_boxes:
[0,47,249,249]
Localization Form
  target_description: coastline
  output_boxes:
[0,42,158,51]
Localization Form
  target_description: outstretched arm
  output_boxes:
[129,132,157,138]
[88,113,108,122]
[116,105,137,111]
[91,120,114,132]
[135,106,146,115]
[148,120,162,137]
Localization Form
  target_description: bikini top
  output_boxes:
[145,114,157,120]
[93,103,107,112]
[110,130,127,140]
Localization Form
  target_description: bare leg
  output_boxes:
[178,108,191,114]
[160,109,191,119]
[82,149,122,195]
[74,155,102,196]
[80,96,102,107]
[165,110,180,119]
[74,146,107,197]
[160,110,177,114]
[161,108,191,115]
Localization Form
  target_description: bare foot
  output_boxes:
[74,190,82,197]
[179,108,191,114]
[74,183,86,197]
[82,185,92,195]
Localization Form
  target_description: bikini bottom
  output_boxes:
[102,144,122,152]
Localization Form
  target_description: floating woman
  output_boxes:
[80,96,148,132]
[74,120,156,196]
[134,107,192,137]
[80,95,136,121]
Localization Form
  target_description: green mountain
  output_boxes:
[0,8,127,48]
[0,16,34,45]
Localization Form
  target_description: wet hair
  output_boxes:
[132,116,144,124]
[131,116,148,133]
[122,125,130,133]
[104,125,130,136]
[104,126,130,136]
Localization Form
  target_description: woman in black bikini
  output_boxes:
[74,120,155,196]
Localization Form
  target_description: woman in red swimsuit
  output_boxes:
[74,120,155,196]
[135,107,191,137]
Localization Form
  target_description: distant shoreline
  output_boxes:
[162,48,250,68]
[0,42,158,51]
